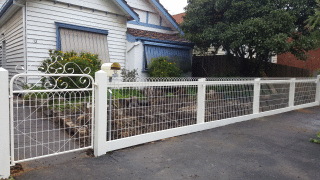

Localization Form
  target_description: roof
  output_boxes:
[0,0,139,21]
[172,13,186,24]
[149,0,184,35]
[113,0,139,21]
[127,28,190,43]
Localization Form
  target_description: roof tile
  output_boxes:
[127,28,189,43]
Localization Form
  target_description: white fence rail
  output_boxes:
[94,71,320,155]
[1,68,320,178]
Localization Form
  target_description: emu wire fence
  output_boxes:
[94,72,320,155]
[1,68,320,178]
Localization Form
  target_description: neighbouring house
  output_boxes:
[277,49,320,74]
[0,0,193,82]
[125,0,193,77]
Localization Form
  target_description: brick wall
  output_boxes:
[277,48,320,72]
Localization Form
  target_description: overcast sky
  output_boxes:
[159,0,188,15]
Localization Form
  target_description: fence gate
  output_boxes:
[9,59,94,164]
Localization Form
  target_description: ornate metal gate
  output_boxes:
[9,57,95,164]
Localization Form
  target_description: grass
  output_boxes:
[48,97,92,112]
[110,87,198,99]
[0,176,15,180]
[310,132,320,144]
[23,86,49,100]
[110,89,145,99]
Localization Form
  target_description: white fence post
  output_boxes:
[94,70,108,157]
[316,75,320,105]
[253,78,261,114]
[197,78,206,124]
[289,78,296,107]
[0,68,10,179]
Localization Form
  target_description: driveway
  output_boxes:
[15,106,320,180]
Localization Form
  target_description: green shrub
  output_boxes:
[38,50,102,89]
[121,68,138,82]
[148,57,182,77]
[23,85,48,100]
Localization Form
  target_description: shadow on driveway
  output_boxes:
[15,106,320,180]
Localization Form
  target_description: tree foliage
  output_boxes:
[306,0,320,30]
[182,0,320,66]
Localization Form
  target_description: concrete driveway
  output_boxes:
[15,106,320,180]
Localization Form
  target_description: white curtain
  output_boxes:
[60,28,110,63]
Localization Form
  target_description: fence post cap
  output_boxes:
[0,67,8,71]
[96,70,107,74]
[254,78,261,81]
[198,78,206,82]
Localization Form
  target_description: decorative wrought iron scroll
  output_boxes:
[12,56,94,90]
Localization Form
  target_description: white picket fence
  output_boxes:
[1,68,320,178]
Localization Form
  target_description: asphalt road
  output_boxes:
[15,106,320,180]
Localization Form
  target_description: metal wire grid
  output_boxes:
[106,85,198,141]
[205,84,254,122]
[9,60,96,164]
[11,90,93,163]
[106,78,318,141]
[259,83,290,112]
[294,82,317,106]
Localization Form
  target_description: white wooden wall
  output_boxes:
[126,41,148,78]
[25,0,128,73]
[126,0,175,34]
[0,8,25,79]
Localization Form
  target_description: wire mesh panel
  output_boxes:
[11,90,93,162]
[101,77,319,153]
[295,81,317,106]
[10,59,94,164]
[106,84,198,141]
[260,83,290,112]
[205,83,254,122]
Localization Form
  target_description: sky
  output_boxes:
[159,0,188,15]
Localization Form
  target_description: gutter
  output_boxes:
[0,0,25,26]
[0,0,13,19]
[136,36,194,47]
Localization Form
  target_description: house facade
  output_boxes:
[125,0,193,77]
[0,0,193,81]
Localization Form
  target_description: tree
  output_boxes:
[182,0,320,75]
[306,0,320,30]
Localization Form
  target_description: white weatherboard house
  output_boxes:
[0,0,193,81]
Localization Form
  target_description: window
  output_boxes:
[56,23,110,63]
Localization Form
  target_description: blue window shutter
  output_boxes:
[144,45,192,72]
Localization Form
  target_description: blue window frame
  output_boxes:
[55,22,109,50]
